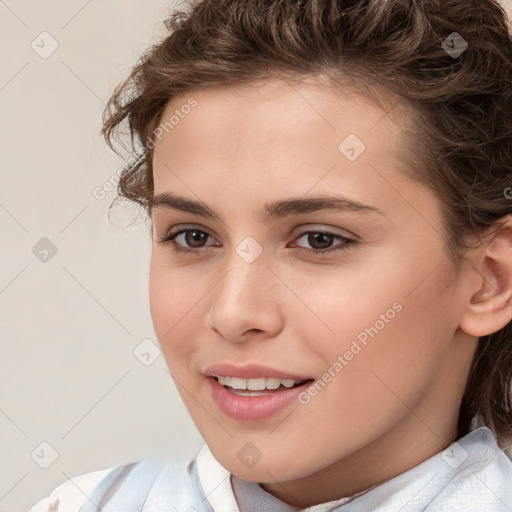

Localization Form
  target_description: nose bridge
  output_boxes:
[220,237,270,303]
[205,237,283,340]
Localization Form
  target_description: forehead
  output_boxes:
[152,77,411,176]
[159,77,402,138]
[151,78,431,220]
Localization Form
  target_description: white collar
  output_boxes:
[196,444,240,512]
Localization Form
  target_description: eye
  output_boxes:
[156,225,357,257]
[157,226,218,255]
[290,230,357,255]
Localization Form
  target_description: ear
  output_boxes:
[459,215,512,338]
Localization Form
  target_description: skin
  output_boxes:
[148,77,512,508]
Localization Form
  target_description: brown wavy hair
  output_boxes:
[101,0,512,453]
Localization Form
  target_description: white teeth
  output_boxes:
[230,377,247,390]
[216,376,305,391]
[265,378,282,390]
[230,389,268,397]
[247,378,266,391]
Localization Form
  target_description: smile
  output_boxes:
[208,376,314,421]
[215,375,310,395]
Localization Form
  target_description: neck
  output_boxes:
[260,413,460,508]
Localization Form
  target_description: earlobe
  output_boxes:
[459,217,512,338]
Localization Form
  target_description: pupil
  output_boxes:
[309,232,333,249]
[187,230,206,247]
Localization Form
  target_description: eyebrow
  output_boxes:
[150,192,385,221]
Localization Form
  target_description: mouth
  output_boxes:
[203,363,315,420]
[213,375,314,396]
[207,374,315,421]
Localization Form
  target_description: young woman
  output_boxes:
[30,0,512,510]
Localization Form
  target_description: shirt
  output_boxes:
[28,418,512,512]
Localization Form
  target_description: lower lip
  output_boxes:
[208,377,313,421]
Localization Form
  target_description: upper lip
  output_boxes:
[203,363,312,380]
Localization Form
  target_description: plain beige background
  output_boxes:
[0,2,205,511]
[1,1,511,510]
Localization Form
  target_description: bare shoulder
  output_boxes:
[28,465,118,512]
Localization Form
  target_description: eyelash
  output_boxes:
[156,225,357,257]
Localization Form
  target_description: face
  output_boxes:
[149,78,479,505]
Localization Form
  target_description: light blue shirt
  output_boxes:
[30,420,512,511]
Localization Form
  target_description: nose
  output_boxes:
[203,247,284,344]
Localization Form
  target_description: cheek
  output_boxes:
[280,262,402,350]
[331,281,454,411]
[148,257,202,369]
[292,253,456,391]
